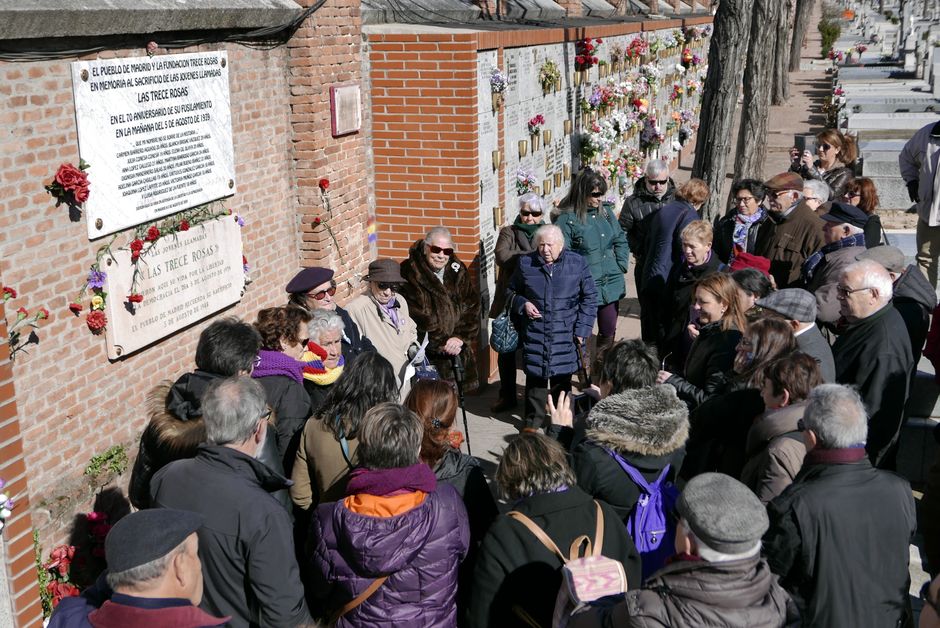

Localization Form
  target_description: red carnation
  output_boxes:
[145,226,160,242]
[318,178,330,191]
[127,293,144,304]
[1,286,15,301]
[592,56,598,64]
[313,216,322,225]
[179,220,190,231]
[129,239,144,261]
[242,255,248,265]
[86,310,107,333]
[37,307,49,319]
[68,302,83,315]
[16,307,27,320]
[596,38,603,43]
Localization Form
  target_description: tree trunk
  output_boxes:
[691,0,755,222]
[734,0,781,183]
[772,0,792,105]
[789,0,816,71]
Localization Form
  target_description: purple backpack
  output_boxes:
[605,448,678,580]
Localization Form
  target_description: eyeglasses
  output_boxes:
[260,408,273,423]
[773,190,792,199]
[648,179,668,185]
[376,282,398,291]
[298,337,310,347]
[309,285,337,300]
[590,192,605,198]
[520,210,543,217]
[836,285,872,297]
[797,418,806,432]
[844,191,861,198]
[804,196,821,203]
[734,196,756,205]
[429,245,454,255]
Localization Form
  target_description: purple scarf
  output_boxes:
[345,462,437,496]
[379,296,401,330]
[805,446,867,466]
[731,208,765,254]
[251,349,305,384]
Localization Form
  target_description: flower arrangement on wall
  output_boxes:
[515,167,538,196]
[490,66,508,110]
[2,287,48,361]
[626,36,649,61]
[538,60,561,93]
[575,37,602,71]
[45,160,91,220]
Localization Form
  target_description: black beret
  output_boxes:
[285,267,334,294]
[105,509,203,573]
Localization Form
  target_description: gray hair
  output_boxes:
[424,226,453,245]
[496,433,576,501]
[843,259,893,303]
[803,383,868,448]
[803,179,831,202]
[680,520,761,564]
[645,159,669,178]
[202,376,268,446]
[533,224,565,248]
[357,402,423,469]
[307,308,345,342]
[106,539,187,590]
[518,192,546,214]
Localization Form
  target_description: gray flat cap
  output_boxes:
[677,472,769,555]
[756,288,817,323]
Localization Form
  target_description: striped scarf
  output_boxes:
[801,233,866,283]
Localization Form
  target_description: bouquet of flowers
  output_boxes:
[489,67,508,93]
[538,60,560,91]
[640,115,665,153]
[528,114,546,135]
[516,167,538,195]
[575,37,602,71]
[626,36,649,60]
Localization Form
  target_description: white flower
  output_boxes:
[0,508,10,520]
[0,493,8,504]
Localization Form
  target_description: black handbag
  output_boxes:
[490,290,519,354]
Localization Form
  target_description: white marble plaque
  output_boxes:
[71,52,236,239]
[103,216,244,359]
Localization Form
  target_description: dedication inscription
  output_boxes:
[103,217,244,359]
[71,52,236,238]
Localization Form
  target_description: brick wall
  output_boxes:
[0,42,300,619]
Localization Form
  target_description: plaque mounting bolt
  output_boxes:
[95,218,103,229]
[81,69,89,81]
[115,346,123,357]
[221,58,227,68]
[228,180,234,189]
[106,258,112,266]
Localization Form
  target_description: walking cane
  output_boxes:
[576,337,592,389]
[450,350,472,456]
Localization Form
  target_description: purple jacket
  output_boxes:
[308,483,470,627]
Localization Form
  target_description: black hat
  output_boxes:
[105,509,203,573]
[820,202,869,230]
[285,267,334,294]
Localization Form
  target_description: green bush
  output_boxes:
[819,19,842,57]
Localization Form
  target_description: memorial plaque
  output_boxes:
[71,52,236,238]
[102,216,244,359]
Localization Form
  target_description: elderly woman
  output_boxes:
[251,306,314,471]
[400,227,481,387]
[301,309,347,412]
[509,224,597,430]
[489,192,544,412]
[660,220,725,369]
[308,402,469,627]
[714,179,775,265]
[790,129,858,199]
[286,266,374,360]
[803,178,832,213]
[469,433,641,628]
[345,258,418,393]
[291,352,399,510]
[556,168,630,357]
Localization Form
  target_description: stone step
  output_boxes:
[847,112,940,130]
[867,175,915,209]
[864,158,903,176]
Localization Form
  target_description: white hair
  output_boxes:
[518,192,546,214]
[803,179,831,202]
[645,159,669,178]
[681,520,761,564]
[533,224,565,248]
[424,226,452,245]
[308,309,345,341]
[803,383,868,448]
[843,259,893,303]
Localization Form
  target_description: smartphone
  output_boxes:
[794,134,816,157]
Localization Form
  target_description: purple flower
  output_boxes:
[236,215,245,227]
[87,269,107,289]
[3,499,12,510]
[0,479,5,490]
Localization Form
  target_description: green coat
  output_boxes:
[555,204,630,306]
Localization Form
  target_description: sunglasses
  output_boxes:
[819,143,834,151]
[520,210,543,217]
[648,179,668,185]
[309,285,337,300]
[590,192,605,198]
[298,337,310,347]
[844,191,861,198]
[376,282,398,291]
[797,418,806,432]
[429,245,454,256]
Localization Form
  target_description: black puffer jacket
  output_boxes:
[571,555,800,628]
[660,253,725,365]
[619,177,677,260]
[713,210,775,264]
[666,322,743,410]
[572,386,688,524]
[433,449,497,546]
[893,263,937,363]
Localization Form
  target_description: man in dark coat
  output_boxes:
[620,160,676,342]
[151,376,312,628]
[832,259,914,469]
[764,384,916,628]
[756,171,825,289]
[756,289,835,382]
[47,509,229,628]
[571,473,798,628]
[803,202,869,324]
[510,225,597,429]
[859,245,937,363]
[285,266,375,361]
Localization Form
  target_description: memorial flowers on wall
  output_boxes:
[313,178,349,267]
[489,66,507,110]
[575,37,602,71]
[538,60,561,93]
[37,543,80,615]
[515,167,538,196]
[640,115,666,154]
[626,36,649,62]
[0,478,14,533]
[45,160,91,220]
[2,286,48,361]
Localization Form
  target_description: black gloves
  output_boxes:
[908,180,920,203]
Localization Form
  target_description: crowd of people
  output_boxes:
[45,121,940,628]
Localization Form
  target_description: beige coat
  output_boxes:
[290,418,358,510]
[345,292,418,385]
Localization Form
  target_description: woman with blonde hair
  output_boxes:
[640,178,710,352]
[658,272,747,409]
